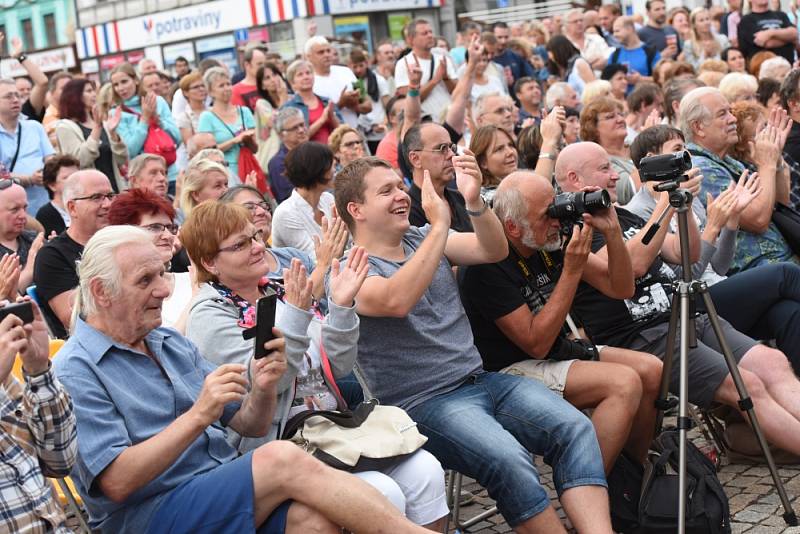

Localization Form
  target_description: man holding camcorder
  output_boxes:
[559,141,800,458]
[460,170,664,473]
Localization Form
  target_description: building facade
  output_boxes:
[74,0,456,80]
[0,0,77,77]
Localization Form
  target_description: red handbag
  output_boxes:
[122,105,177,167]
[238,144,270,195]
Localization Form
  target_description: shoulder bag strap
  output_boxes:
[9,122,22,172]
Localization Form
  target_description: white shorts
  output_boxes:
[354,448,449,525]
[500,358,576,396]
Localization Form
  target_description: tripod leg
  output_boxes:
[677,283,695,534]
[654,292,681,435]
[699,287,798,526]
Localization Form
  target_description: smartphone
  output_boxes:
[254,295,277,359]
[0,301,33,324]
[666,34,677,46]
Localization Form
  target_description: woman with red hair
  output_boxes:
[55,79,129,192]
[108,187,196,330]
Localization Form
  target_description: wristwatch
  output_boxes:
[466,199,489,217]
[538,152,556,160]
[16,54,27,63]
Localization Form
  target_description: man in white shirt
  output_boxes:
[564,8,612,70]
[350,48,390,152]
[305,36,370,128]
[394,19,457,122]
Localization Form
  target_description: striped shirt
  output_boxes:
[0,367,77,534]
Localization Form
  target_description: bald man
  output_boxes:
[556,143,800,457]
[0,182,45,293]
[460,171,661,470]
[33,170,114,338]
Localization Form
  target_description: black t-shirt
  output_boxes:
[78,123,118,192]
[0,230,37,268]
[407,183,473,233]
[738,11,795,62]
[35,202,67,237]
[21,100,44,122]
[33,232,83,339]
[461,248,569,371]
[572,208,675,347]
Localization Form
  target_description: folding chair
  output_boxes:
[444,470,500,533]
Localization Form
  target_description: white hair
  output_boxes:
[718,72,758,102]
[474,92,503,119]
[493,185,529,227]
[759,56,792,81]
[678,86,720,143]
[203,66,230,91]
[62,173,86,204]
[70,226,153,332]
[545,82,572,110]
[304,36,330,57]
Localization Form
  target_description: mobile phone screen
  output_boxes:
[254,295,277,359]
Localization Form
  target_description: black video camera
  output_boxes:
[547,190,612,238]
[639,150,692,184]
[548,190,611,221]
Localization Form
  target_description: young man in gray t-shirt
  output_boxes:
[334,155,613,533]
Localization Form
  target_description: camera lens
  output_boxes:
[581,190,611,214]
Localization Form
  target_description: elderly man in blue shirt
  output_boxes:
[682,86,798,274]
[0,79,54,215]
[53,225,431,534]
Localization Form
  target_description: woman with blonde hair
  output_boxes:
[110,62,181,184]
[328,125,366,169]
[682,8,730,68]
[179,159,230,217]
[581,79,612,107]
[719,72,758,103]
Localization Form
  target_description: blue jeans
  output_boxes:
[706,262,800,375]
[407,371,606,527]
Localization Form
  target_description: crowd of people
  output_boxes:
[4,0,800,531]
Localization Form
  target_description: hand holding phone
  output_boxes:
[0,301,33,325]
[254,295,277,359]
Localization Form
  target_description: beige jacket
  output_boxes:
[54,119,129,192]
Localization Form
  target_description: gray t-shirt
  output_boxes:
[353,225,483,410]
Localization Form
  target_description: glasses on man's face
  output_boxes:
[282,123,307,134]
[0,92,21,101]
[142,222,179,235]
[489,106,513,115]
[415,143,458,157]
[342,139,363,150]
[218,229,265,254]
[0,178,20,190]
[242,200,272,214]
[72,192,116,203]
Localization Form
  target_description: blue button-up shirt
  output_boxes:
[0,119,54,215]
[688,142,798,274]
[53,319,241,533]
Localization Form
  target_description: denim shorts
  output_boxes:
[146,451,291,534]
[407,371,606,527]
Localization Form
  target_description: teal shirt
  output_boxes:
[688,142,798,274]
[197,106,256,182]
[115,95,181,182]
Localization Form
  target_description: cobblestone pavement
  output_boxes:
[451,442,800,533]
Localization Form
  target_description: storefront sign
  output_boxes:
[328,0,442,14]
[0,47,76,78]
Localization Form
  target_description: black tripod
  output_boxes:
[643,182,797,533]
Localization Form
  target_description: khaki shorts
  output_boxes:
[500,359,575,397]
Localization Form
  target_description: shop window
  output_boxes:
[21,19,34,50]
[44,14,58,47]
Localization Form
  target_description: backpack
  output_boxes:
[610,45,658,76]
[608,429,731,534]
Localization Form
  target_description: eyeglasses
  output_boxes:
[71,192,116,202]
[342,139,363,149]
[0,178,20,190]
[489,106,514,115]
[218,229,264,254]
[189,84,205,91]
[599,112,625,121]
[281,123,308,134]
[0,92,21,101]
[242,201,272,214]
[142,222,179,235]
[413,143,458,156]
